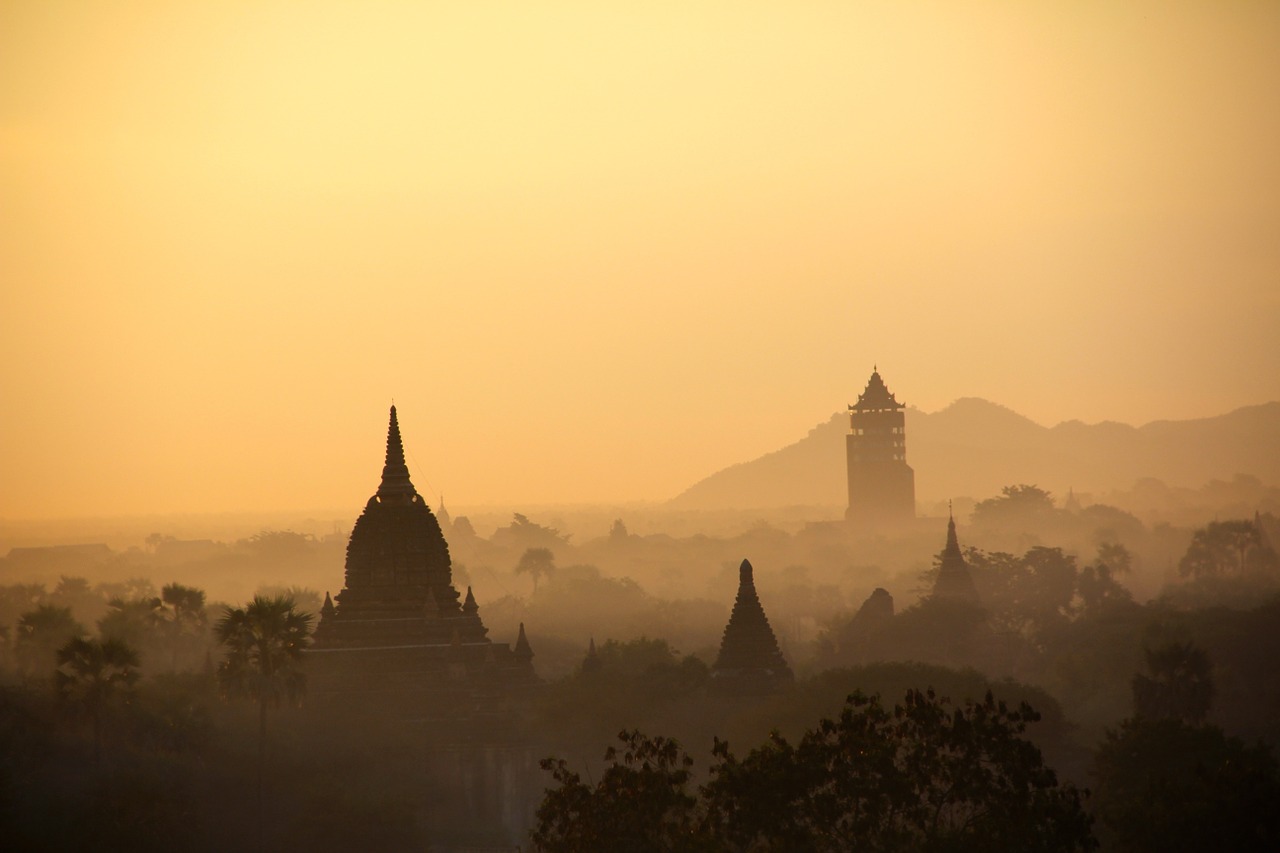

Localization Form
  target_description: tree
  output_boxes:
[1179,519,1278,578]
[971,484,1057,530]
[1092,717,1280,852]
[532,730,703,853]
[55,636,140,765]
[215,595,313,849]
[532,689,1095,852]
[1077,544,1134,615]
[98,595,165,658]
[158,583,209,670]
[516,547,557,594]
[704,689,1094,852]
[1131,641,1213,723]
[15,604,84,676]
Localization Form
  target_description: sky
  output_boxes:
[2,1,1278,519]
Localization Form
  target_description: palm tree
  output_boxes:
[215,595,312,849]
[160,583,208,670]
[515,546,557,594]
[56,636,140,766]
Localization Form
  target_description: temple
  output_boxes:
[846,367,916,526]
[307,406,536,717]
[930,508,981,605]
[711,559,793,693]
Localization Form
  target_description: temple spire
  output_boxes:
[514,622,534,662]
[945,502,960,556]
[377,405,417,500]
[932,513,980,605]
[712,559,793,691]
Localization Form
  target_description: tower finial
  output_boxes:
[377,405,416,500]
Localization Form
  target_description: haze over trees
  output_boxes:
[1,474,1277,848]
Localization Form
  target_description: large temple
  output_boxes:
[711,559,793,693]
[307,406,536,719]
[846,367,916,526]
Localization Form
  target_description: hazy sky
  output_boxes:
[3,1,1278,519]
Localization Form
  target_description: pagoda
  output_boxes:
[931,507,981,605]
[307,406,535,716]
[711,560,793,693]
[846,367,916,526]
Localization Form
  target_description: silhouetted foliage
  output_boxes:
[704,689,1095,852]
[216,594,313,847]
[972,484,1057,528]
[533,730,702,852]
[1076,544,1134,615]
[1092,716,1280,852]
[1179,519,1278,578]
[1131,641,1213,723]
[516,547,557,594]
[16,604,84,676]
[532,690,1095,852]
[55,636,140,765]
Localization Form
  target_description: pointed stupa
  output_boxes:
[462,586,478,615]
[514,623,534,662]
[321,591,335,618]
[712,560,793,690]
[377,405,416,502]
[931,506,981,605]
[582,636,602,675]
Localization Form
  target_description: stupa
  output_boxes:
[307,406,535,717]
[931,507,981,605]
[711,559,793,693]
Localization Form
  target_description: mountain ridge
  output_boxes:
[667,399,1280,510]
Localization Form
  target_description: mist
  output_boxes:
[5,1,1280,850]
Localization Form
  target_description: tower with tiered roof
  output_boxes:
[846,367,916,525]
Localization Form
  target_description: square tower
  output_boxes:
[846,368,915,526]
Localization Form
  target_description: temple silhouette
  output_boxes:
[711,559,793,693]
[931,506,981,605]
[308,406,536,718]
[846,367,916,526]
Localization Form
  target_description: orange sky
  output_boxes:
[2,1,1278,519]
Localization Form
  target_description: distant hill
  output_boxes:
[667,399,1280,510]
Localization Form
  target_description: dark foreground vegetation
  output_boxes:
[2,497,1279,850]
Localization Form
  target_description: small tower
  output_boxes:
[437,496,452,533]
[581,637,602,676]
[931,507,981,605]
[712,560,793,693]
[846,367,915,526]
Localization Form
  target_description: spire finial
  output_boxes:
[377,406,417,500]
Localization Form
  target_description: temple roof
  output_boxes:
[377,405,417,502]
[713,560,793,682]
[850,368,904,412]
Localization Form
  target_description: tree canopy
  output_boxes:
[531,689,1095,852]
